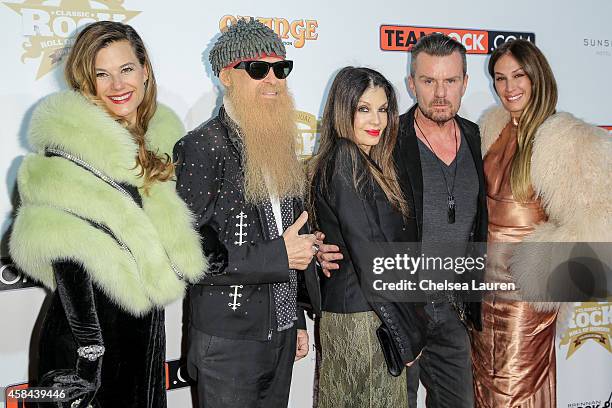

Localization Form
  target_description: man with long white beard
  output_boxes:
[173,19,321,407]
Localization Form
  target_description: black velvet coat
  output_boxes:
[9,92,206,408]
[38,260,166,408]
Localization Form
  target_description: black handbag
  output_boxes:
[376,324,404,377]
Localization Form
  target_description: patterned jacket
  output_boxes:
[174,106,321,340]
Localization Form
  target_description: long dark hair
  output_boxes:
[65,21,174,192]
[488,39,557,201]
[310,67,408,220]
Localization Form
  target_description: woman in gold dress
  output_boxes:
[471,39,611,407]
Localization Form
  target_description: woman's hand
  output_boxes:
[313,231,343,277]
[39,355,102,407]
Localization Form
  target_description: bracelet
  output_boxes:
[71,398,93,408]
[77,344,105,362]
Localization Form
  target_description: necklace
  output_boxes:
[414,109,459,224]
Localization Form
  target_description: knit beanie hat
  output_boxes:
[209,18,287,76]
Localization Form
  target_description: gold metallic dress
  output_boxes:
[471,121,558,408]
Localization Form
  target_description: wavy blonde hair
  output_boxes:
[489,40,558,202]
[64,21,174,192]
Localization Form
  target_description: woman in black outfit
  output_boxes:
[311,67,423,407]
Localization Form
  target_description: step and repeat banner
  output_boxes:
[1,1,611,407]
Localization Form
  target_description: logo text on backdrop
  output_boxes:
[219,15,318,48]
[379,25,535,53]
[3,0,141,79]
[559,302,612,359]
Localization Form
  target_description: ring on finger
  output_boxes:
[311,243,320,254]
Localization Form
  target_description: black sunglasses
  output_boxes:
[233,60,293,80]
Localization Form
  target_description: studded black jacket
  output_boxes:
[174,106,321,341]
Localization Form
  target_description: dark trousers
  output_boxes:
[187,325,297,408]
[406,301,474,408]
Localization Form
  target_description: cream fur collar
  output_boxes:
[478,105,611,316]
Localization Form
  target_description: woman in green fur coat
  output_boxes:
[9,22,205,408]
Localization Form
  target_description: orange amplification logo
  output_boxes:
[380,25,535,54]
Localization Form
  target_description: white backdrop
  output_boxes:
[1,1,611,407]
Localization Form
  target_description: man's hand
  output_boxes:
[283,212,319,270]
[314,231,343,277]
[295,329,309,361]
